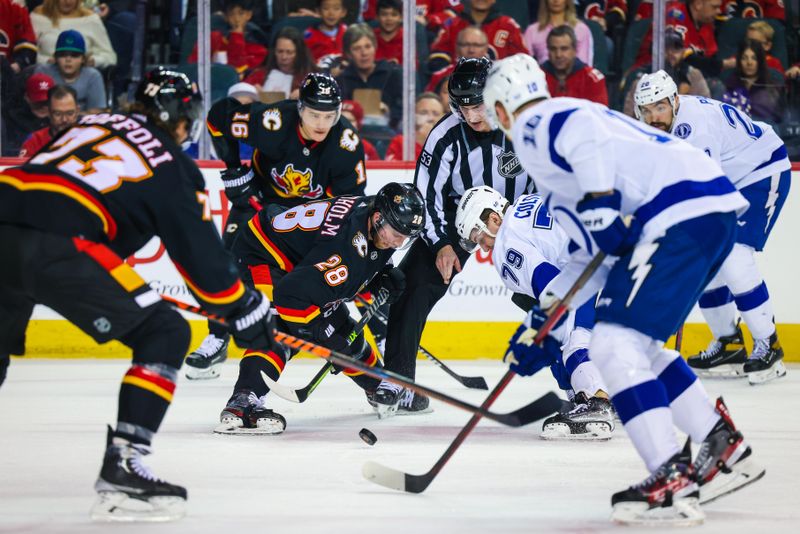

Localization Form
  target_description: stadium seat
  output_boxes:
[360,124,396,159]
[178,15,229,65]
[716,18,788,70]
[620,18,651,76]
[585,19,610,74]
[495,0,531,30]
[175,63,240,104]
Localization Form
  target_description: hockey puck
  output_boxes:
[359,428,377,446]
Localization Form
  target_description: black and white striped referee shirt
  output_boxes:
[415,112,535,252]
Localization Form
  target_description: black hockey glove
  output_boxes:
[221,165,261,209]
[368,266,406,305]
[0,354,9,388]
[228,289,280,352]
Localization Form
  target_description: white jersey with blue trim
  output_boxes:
[512,97,747,251]
[492,193,571,299]
[671,95,789,189]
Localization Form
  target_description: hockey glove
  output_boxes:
[221,165,261,209]
[368,266,406,305]
[0,354,9,388]
[228,289,279,352]
[576,190,641,256]
[503,324,561,377]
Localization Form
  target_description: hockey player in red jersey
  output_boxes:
[215,182,426,434]
[0,67,278,521]
[188,72,368,379]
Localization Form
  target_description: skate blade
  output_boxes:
[374,403,400,420]
[540,421,613,441]
[694,364,747,379]
[699,456,765,505]
[747,361,787,385]
[612,498,704,527]
[213,423,284,435]
[396,406,434,416]
[90,491,186,522]
[185,366,222,380]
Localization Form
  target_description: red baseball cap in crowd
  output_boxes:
[342,100,364,129]
[26,73,56,103]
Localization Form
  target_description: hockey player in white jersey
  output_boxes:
[634,70,790,385]
[484,54,764,526]
[455,186,614,440]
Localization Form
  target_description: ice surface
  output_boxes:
[1,358,797,533]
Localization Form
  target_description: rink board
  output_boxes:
[1,159,798,361]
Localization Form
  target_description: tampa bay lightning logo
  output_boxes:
[674,123,692,139]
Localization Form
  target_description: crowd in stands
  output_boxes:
[3,0,800,159]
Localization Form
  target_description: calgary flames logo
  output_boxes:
[270,163,323,199]
[352,231,368,258]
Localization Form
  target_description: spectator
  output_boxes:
[19,84,78,158]
[37,29,106,112]
[735,21,784,74]
[721,39,784,124]
[542,25,607,104]
[435,74,450,109]
[337,23,403,129]
[524,0,593,66]
[341,99,381,160]
[428,0,526,73]
[245,27,316,99]
[270,0,360,23]
[720,0,784,19]
[374,0,403,65]
[0,0,39,74]
[425,26,488,92]
[363,0,463,33]
[385,92,444,160]
[188,0,268,79]
[31,0,117,67]
[1,72,54,157]
[304,0,348,64]
[574,0,628,34]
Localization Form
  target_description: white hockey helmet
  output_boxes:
[454,186,510,252]
[633,70,678,122]
[484,54,550,138]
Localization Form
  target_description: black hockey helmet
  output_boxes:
[299,72,342,112]
[448,56,492,110]
[135,67,203,141]
[373,182,426,238]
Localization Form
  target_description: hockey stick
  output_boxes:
[160,295,563,427]
[354,294,489,390]
[675,324,684,353]
[259,289,391,403]
[362,251,607,494]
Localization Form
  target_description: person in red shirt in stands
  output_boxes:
[362,0,463,33]
[374,0,403,64]
[425,25,489,92]
[635,0,721,76]
[304,0,348,64]
[0,0,38,74]
[19,85,79,159]
[542,25,608,104]
[720,0,784,19]
[428,0,526,73]
[341,99,381,160]
[385,92,444,161]
[187,0,268,78]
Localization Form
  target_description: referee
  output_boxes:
[373,57,535,416]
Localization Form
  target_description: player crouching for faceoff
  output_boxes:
[455,186,614,440]
[0,68,280,521]
[484,54,765,526]
[214,182,426,435]
[634,70,790,385]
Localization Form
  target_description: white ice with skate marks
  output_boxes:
[0,358,798,533]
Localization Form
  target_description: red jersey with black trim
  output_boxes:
[0,113,250,316]
[635,2,717,69]
[721,0,784,19]
[362,0,463,31]
[374,27,403,64]
[542,60,609,105]
[187,30,267,75]
[304,23,346,62]
[234,196,393,325]
[0,0,38,68]
[429,8,526,68]
[207,98,366,208]
[384,134,422,161]
[18,126,52,159]
[576,0,628,21]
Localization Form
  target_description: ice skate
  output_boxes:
[91,427,186,522]
[214,390,286,435]
[540,392,614,441]
[687,325,747,378]
[744,332,786,385]
[397,388,432,416]
[695,398,765,504]
[611,441,704,527]
[372,380,432,419]
[185,333,229,380]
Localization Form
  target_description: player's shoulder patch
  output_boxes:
[673,122,692,139]
[339,128,360,152]
[588,67,605,82]
[352,231,368,258]
[262,108,282,131]
[420,149,433,167]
